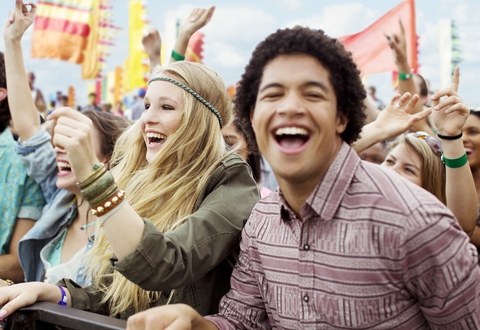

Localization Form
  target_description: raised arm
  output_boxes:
[169,6,215,64]
[431,66,477,238]
[142,28,161,76]
[388,19,434,135]
[3,0,41,141]
[353,92,431,153]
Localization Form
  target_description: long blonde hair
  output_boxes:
[387,134,446,204]
[85,61,232,317]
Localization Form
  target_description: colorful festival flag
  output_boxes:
[32,0,94,63]
[338,0,417,76]
[185,32,204,63]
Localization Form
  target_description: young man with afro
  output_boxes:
[127,27,480,329]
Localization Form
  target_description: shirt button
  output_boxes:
[303,244,310,251]
[88,245,92,248]
[303,295,309,303]
[78,271,83,275]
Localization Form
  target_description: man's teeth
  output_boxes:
[275,127,308,136]
[146,132,166,139]
[57,161,71,169]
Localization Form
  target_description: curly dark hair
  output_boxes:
[235,26,366,148]
[0,52,11,133]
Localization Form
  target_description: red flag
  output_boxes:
[185,32,204,63]
[338,0,417,76]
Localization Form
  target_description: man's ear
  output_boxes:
[0,88,7,102]
[335,112,349,135]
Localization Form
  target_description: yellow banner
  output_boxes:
[128,0,148,90]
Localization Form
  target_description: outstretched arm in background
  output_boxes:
[353,92,431,153]
[388,19,434,135]
[3,0,41,141]
[142,28,161,76]
[169,6,215,64]
[432,66,477,238]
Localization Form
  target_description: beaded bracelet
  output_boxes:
[6,279,14,286]
[91,190,125,217]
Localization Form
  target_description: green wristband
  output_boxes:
[398,72,412,80]
[171,50,186,61]
[441,152,468,168]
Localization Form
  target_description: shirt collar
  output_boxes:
[278,142,360,222]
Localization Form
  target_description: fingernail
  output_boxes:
[434,105,439,110]
[0,310,8,318]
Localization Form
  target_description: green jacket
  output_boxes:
[59,154,260,319]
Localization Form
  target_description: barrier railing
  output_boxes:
[3,301,126,330]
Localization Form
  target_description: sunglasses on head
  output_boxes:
[409,132,442,157]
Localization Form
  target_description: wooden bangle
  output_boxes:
[91,190,125,217]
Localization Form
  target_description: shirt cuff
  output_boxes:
[109,218,160,284]
[17,205,43,220]
[15,127,51,153]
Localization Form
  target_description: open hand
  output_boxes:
[372,92,432,141]
[179,6,215,38]
[47,108,100,181]
[4,0,36,42]
[431,67,469,137]
[142,28,161,63]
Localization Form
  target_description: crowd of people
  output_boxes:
[1,1,480,329]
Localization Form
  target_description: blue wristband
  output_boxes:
[57,286,67,306]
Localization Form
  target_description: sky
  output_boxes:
[0,0,479,107]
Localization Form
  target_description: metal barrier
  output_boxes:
[3,302,126,330]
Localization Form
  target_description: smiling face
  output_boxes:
[222,122,249,162]
[251,54,347,187]
[140,77,184,162]
[462,114,480,171]
[381,143,423,187]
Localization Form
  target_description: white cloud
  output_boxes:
[284,3,379,37]
[268,0,305,11]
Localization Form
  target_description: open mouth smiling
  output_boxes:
[146,132,167,147]
[57,161,72,176]
[274,127,310,150]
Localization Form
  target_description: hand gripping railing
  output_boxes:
[3,302,126,330]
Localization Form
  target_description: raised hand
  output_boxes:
[431,66,469,137]
[4,0,36,42]
[47,108,100,181]
[142,28,161,63]
[388,19,407,66]
[179,6,215,38]
[372,92,431,140]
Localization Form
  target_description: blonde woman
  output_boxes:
[0,1,259,321]
[356,67,477,239]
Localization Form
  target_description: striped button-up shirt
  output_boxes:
[206,143,480,329]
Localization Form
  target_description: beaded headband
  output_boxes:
[148,76,223,128]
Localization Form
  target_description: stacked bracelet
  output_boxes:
[171,50,186,61]
[92,189,125,217]
[441,152,468,168]
[77,164,125,218]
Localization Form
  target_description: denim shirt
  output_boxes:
[16,128,93,284]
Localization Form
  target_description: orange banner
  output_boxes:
[185,32,204,64]
[338,0,417,76]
